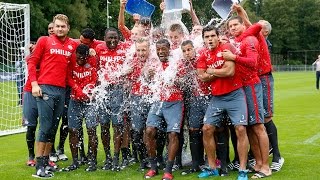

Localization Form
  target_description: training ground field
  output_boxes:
[0,71,319,179]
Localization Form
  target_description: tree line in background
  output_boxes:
[3,0,320,65]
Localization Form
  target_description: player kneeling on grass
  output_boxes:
[64,44,98,172]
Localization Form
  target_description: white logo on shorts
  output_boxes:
[172,123,179,130]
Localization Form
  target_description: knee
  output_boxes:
[168,132,178,140]
[145,127,156,139]
[202,124,214,135]
[235,125,247,136]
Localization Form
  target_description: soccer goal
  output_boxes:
[0,2,30,136]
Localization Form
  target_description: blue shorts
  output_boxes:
[204,88,247,127]
[146,101,184,133]
[130,95,151,132]
[98,85,124,126]
[185,95,210,129]
[68,99,98,129]
[243,83,264,125]
[259,73,274,118]
[36,85,65,142]
[22,92,38,126]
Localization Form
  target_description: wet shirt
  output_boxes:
[67,55,98,101]
[182,58,211,97]
[95,42,129,85]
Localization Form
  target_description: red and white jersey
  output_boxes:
[151,57,186,102]
[27,35,78,87]
[67,54,98,101]
[127,56,159,96]
[95,42,130,85]
[232,35,260,86]
[197,43,243,96]
[183,58,211,96]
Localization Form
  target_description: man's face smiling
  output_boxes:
[105,31,119,49]
[156,43,170,62]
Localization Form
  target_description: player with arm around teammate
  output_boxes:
[196,25,249,180]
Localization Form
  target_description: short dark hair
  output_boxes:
[81,28,95,40]
[181,40,194,48]
[76,44,89,56]
[105,27,120,36]
[202,25,219,38]
[156,38,170,48]
[227,16,243,28]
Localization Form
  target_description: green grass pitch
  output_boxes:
[0,71,319,179]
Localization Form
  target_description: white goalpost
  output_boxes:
[0,2,30,136]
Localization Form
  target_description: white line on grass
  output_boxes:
[304,132,320,144]
[282,152,320,157]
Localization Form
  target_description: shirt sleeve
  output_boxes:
[240,23,262,39]
[67,54,76,88]
[235,36,259,69]
[27,36,47,83]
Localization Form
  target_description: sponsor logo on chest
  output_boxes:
[50,49,72,57]
[73,71,91,78]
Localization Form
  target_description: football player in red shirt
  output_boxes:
[64,44,98,172]
[95,27,129,171]
[196,25,249,179]
[28,14,78,178]
[222,16,271,178]
[144,39,186,180]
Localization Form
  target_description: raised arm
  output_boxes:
[232,3,252,27]
[118,0,131,39]
[189,0,200,26]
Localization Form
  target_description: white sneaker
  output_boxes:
[58,153,68,161]
[270,157,284,172]
[49,154,58,162]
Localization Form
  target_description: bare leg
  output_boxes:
[202,124,217,169]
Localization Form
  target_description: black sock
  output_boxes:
[189,130,202,169]
[216,130,229,170]
[26,126,36,158]
[121,148,128,160]
[36,156,44,169]
[265,120,281,161]
[58,121,68,153]
[43,156,49,167]
[165,160,174,174]
[150,157,158,171]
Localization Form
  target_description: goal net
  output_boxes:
[0,2,30,136]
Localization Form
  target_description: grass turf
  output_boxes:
[0,71,319,179]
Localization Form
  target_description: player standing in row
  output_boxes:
[95,27,129,171]
[196,25,249,180]
[180,40,210,175]
[64,44,98,172]
[223,16,271,178]
[144,39,185,180]
[28,14,78,178]
[125,37,159,171]
[233,3,284,173]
